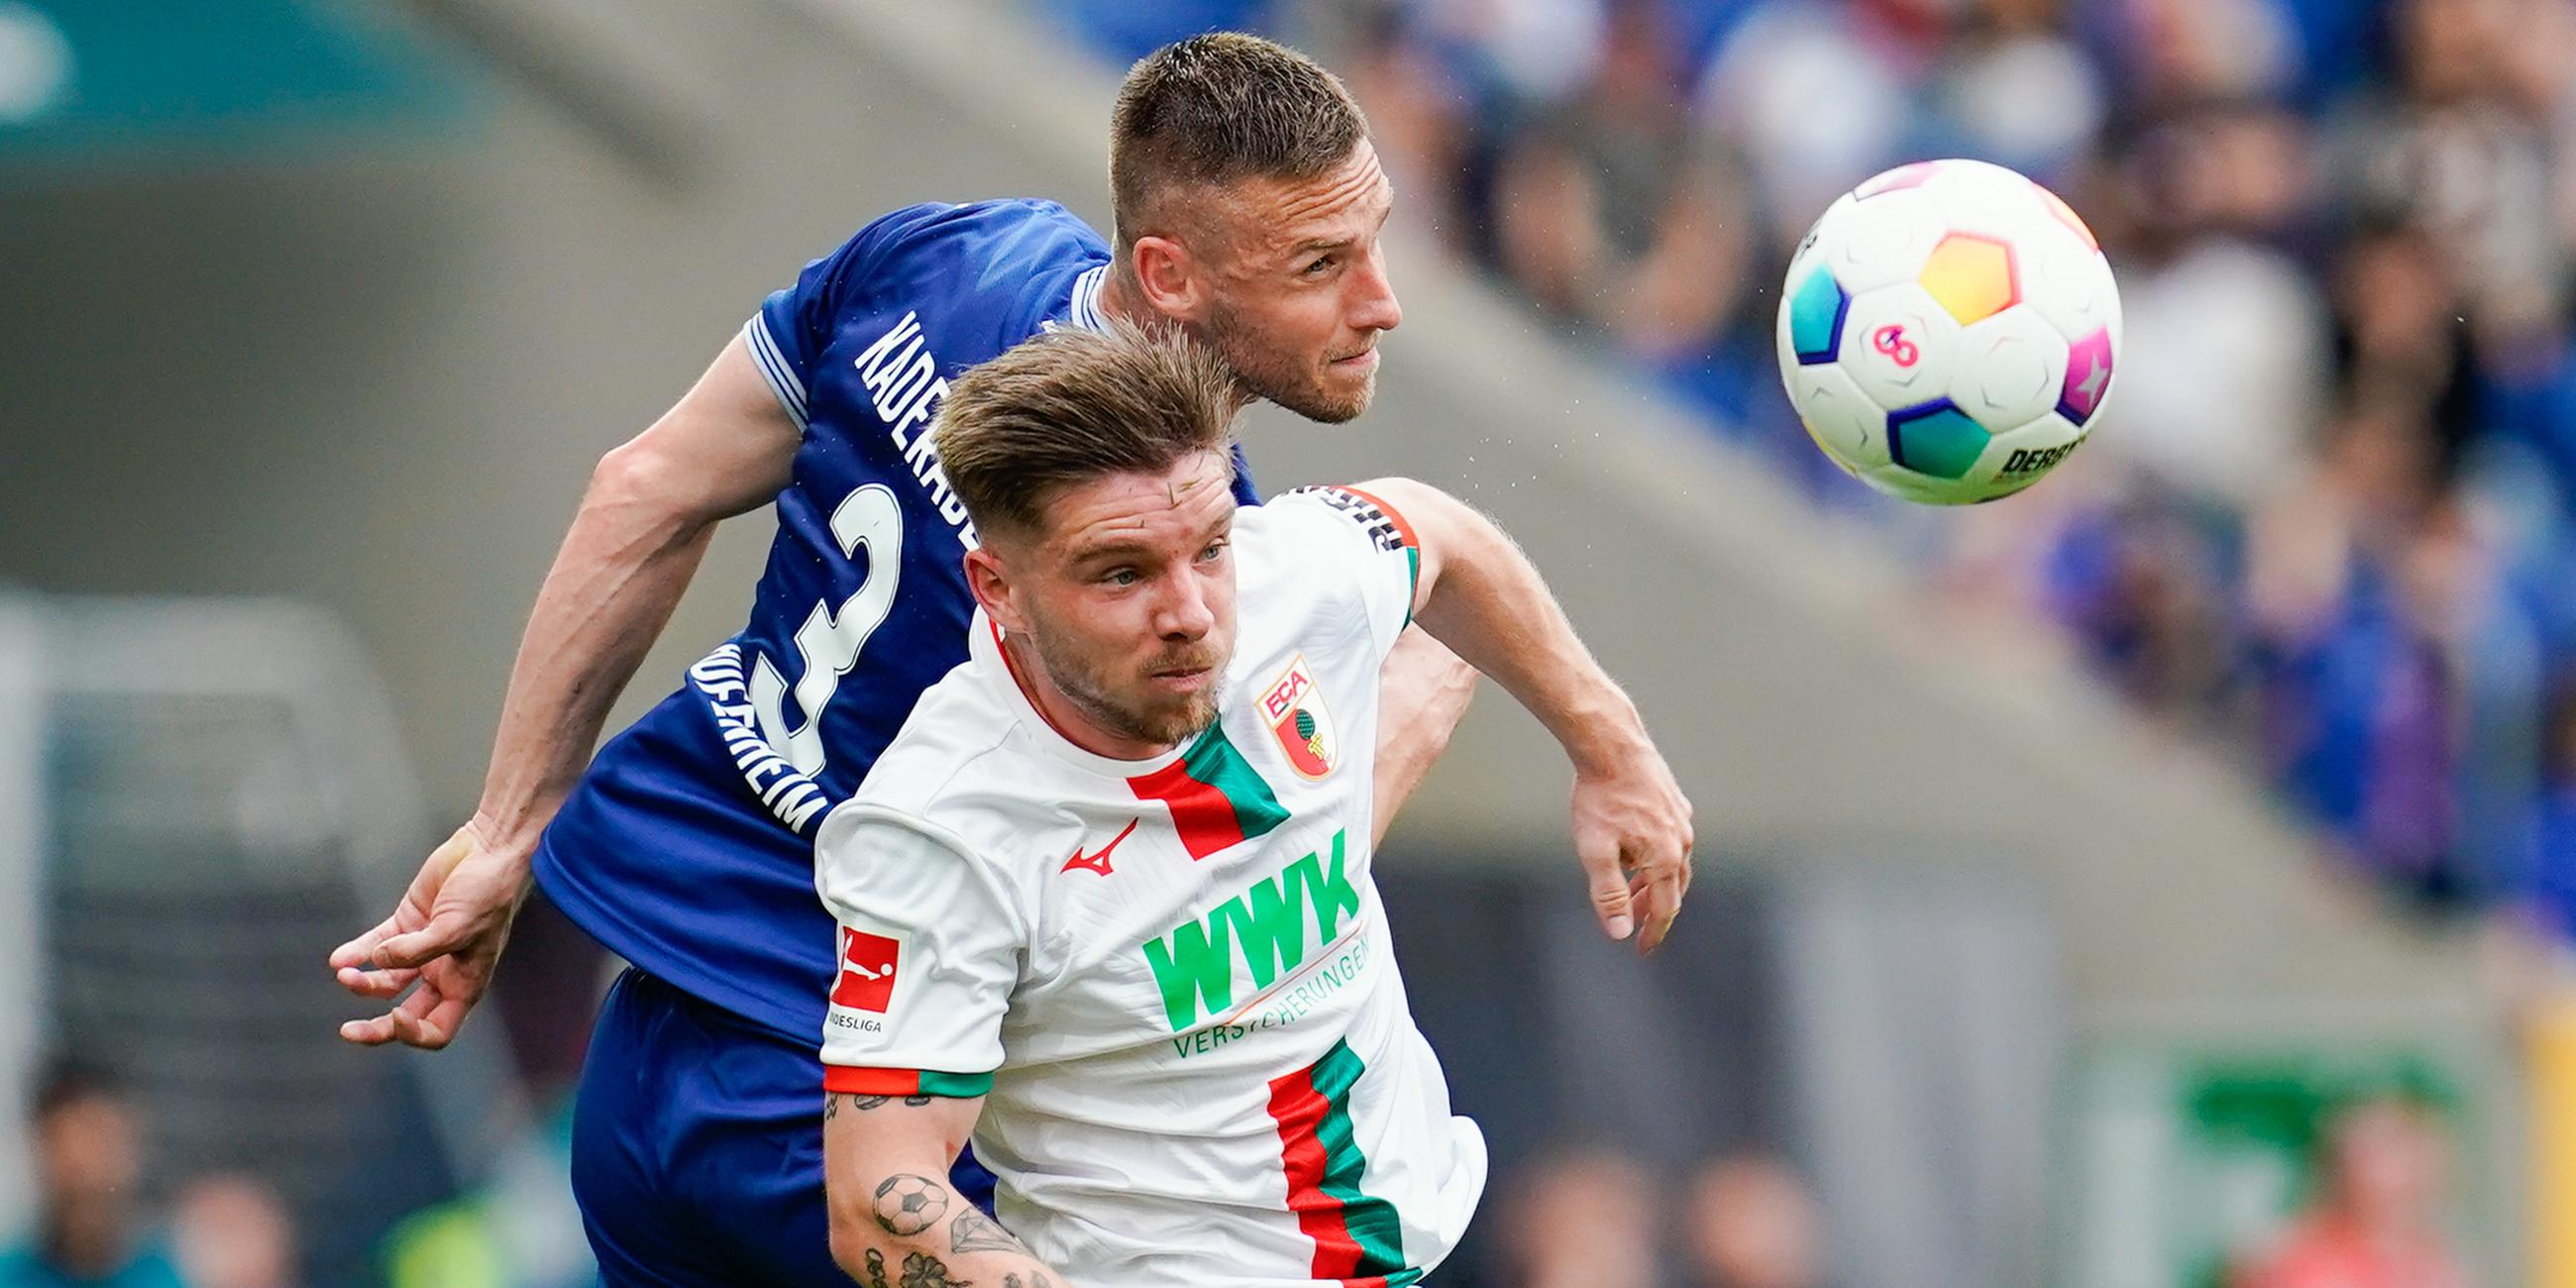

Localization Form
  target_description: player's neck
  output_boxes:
[998,630,1182,762]
[1094,265,1151,330]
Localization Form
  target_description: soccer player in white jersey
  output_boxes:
[813,324,1693,1287]
[330,35,1482,1282]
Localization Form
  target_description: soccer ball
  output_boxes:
[1775,159,2120,505]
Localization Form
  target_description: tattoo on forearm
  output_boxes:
[948,1204,1031,1257]
[1002,1274,1053,1288]
[826,1093,897,1122]
[863,1245,984,1288]
[872,1174,952,1236]
[828,1093,914,1124]
[901,1250,973,1287]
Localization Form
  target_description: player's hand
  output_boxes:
[1569,740,1694,955]
[330,818,533,1049]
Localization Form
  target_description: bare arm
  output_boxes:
[1368,627,1477,846]
[331,336,801,1047]
[472,336,800,850]
[823,1093,1072,1287]
[1356,478,1694,952]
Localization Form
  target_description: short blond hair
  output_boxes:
[934,323,1246,540]
[1109,33,1368,251]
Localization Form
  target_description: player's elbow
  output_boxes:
[822,1171,914,1279]
[825,1218,876,1281]
[589,439,717,530]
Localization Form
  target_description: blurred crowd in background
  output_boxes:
[0,1054,2475,1288]
[2,1053,590,1288]
[1461,1094,2469,1288]
[1040,0,2576,951]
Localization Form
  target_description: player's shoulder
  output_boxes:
[842,664,1081,874]
[863,198,1102,257]
[1224,498,1367,632]
[862,198,1108,319]
[846,663,1018,809]
[1233,490,1331,569]
[1236,485,1411,574]
[1233,484,1422,655]
[1269,483,1417,544]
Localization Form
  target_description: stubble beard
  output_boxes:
[1025,618,1227,751]
[1205,299,1372,424]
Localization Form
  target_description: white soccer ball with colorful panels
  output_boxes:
[1775,158,2120,505]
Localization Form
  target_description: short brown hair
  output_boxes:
[1109,33,1368,250]
[935,323,1245,540]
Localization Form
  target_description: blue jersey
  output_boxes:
[534,200,1260,1045]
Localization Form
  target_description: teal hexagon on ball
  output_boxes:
[1886,401,1990,481]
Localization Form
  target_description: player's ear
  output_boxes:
[964,547,1027,633]
[1129,235,1207,323]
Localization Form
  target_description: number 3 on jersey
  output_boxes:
[752,484,904,777]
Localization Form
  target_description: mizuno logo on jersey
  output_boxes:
[1062,817,1139,877]
[1139,830,1362,1031]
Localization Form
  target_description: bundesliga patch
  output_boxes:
[1261,654,1339,780]
[832,927,903,1014]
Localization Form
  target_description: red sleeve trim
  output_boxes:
[825,1066,922,1095]
[822,1066,995,1097]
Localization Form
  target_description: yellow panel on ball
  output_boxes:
[1917,234,2017,327]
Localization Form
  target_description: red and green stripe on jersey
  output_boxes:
[822,1066,994,1098]
[1266,1038,1422,1287]
[991,616,1284,859]
[1128,720,1290,860]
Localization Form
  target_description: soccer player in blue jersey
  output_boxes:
[327,32,1478,1285]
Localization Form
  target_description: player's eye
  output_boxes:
[1196,539,1229,563]
[1302,254,1335,276]
[1100,567,1140,588]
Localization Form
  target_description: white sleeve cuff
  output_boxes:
[742,314,810,429]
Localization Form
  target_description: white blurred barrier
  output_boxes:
[0,597,47,1230]
[1776,865,2060,1288]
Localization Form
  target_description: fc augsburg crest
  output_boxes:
[1259,655,1338,780]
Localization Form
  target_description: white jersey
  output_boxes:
[814,485,1486,1287]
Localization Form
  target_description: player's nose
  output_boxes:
[1346,244,1400,334]
[1153,572,1217,640]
